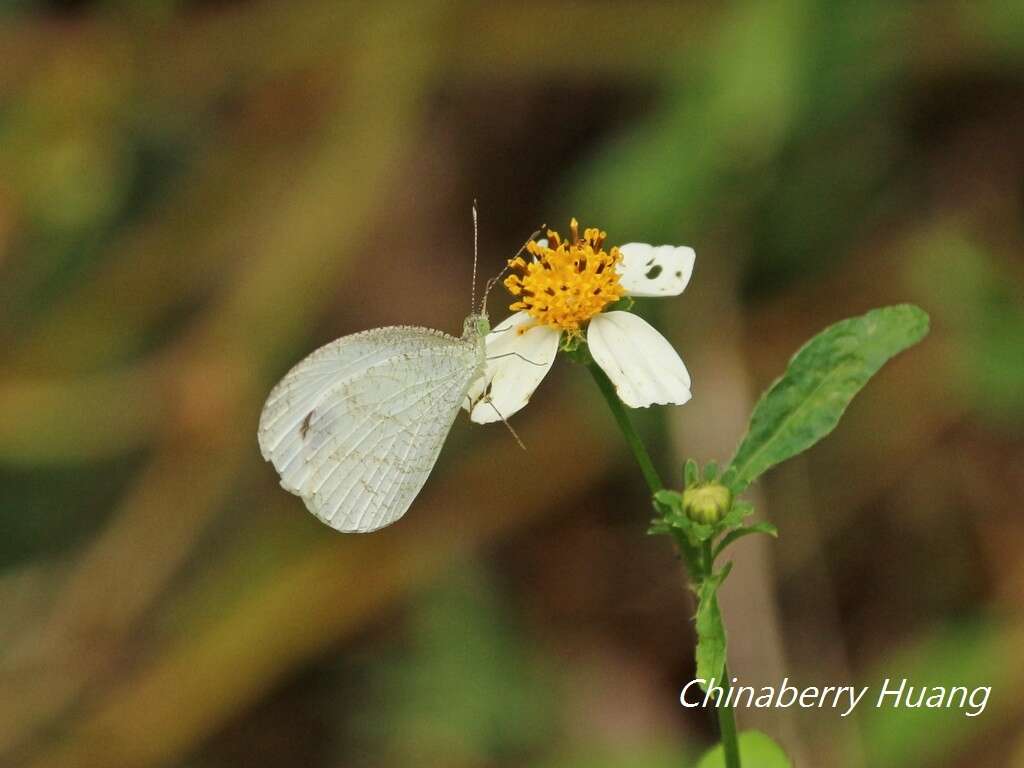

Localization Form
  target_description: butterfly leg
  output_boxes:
[486,351,548,367]
[484,400,527,451]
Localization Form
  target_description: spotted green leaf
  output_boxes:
[727,304,929,494]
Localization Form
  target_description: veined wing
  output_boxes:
[258,326,483,532]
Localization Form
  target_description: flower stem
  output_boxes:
[585,361,663,495]
[717,663,741,768]
[585,359,703,573]
[586,359,742,767]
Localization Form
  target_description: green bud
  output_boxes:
[682,483,733,525]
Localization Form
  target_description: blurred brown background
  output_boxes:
[2,1,1023,766]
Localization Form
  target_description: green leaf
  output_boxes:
[695,565,732,687]
[713,522,779,560]
[726,304,930,493]
[696,731,792,768]
[703,460,719,482]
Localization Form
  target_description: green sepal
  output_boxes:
[703,460,719,483]
[653,489,684,509]
[717,499,755,533]
[606,295,636,313]
[560,333,584,354]
[664,509,715,543]
[649,491,704,574]
[684,458,700,488]
[652,491,754,545]
[650,491,715,542]
[688,519,716,543]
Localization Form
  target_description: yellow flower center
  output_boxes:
[504,218,625,334]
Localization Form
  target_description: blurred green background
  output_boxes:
[2,1,1023,766]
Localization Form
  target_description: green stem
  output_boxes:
[718,663,741,768]
[586,361,663,494]
[701,542,740,767]
[586,359,703,573]
[702,539,715,575]
[586,359,741,767]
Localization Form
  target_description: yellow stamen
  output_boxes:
[504,218,625,334]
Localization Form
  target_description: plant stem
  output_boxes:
[702,538,715,575]
[718,663,741,768]
[586,360,663,495]
[701,543,740,767]
[586,360,704,572]
[586,359,742,767]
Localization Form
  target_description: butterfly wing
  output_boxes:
[258,326,482,532]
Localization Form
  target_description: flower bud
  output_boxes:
[682,483,732,525]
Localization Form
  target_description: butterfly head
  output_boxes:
[463,312,490,341]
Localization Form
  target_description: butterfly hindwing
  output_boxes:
[258,326,483,532]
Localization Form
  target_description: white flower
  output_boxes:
[466,220,694,424]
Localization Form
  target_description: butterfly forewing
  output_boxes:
[258,325,484,532]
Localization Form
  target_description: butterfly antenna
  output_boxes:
[470,200,479,314]
[480,223,546,315]
[486,400,527,451]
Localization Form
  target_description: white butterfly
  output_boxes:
[257,313,490,533]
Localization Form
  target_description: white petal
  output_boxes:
[587,311,691,408]
[465,311,560,424]
[617,243,695,297]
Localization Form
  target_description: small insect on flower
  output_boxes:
[258,313,490,533]
[466,219,695,423]
[257,207,510,534]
